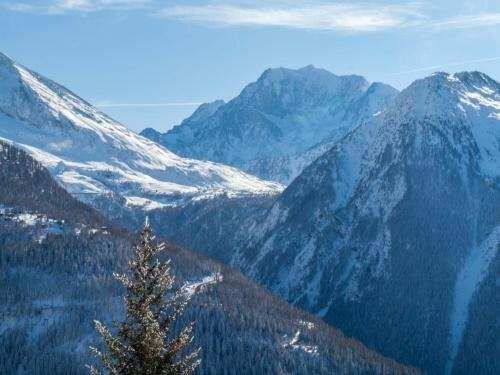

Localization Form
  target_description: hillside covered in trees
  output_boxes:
[0,142,420,374]
[0,141,105,226]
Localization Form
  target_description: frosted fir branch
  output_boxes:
[87,221,200,374]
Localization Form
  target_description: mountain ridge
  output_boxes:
[0,51,282,213]
[141,65,399,184]
[231,70,500,374]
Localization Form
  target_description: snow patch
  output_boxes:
[282,330,319,356]
[182,272,223,298]
[445,226,500,375]
[125,196,169,211]
[298,320,315,330]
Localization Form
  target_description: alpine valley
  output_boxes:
[0,141,418,375]
[1,49,499,375]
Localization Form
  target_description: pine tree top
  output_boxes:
[88,218,200,375]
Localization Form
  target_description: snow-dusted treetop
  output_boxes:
[0,52,282,209]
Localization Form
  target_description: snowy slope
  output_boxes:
[0,52,282,210]
[228,71,500,375]
[141,66,398,184]
[445,225,500,375]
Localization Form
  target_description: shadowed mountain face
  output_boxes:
[230,72,500,375]
[141,66,398,184]
[0,142,419,375]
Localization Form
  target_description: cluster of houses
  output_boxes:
[1,205,111,243]
[0,205,19,220]
[0,205,64,225]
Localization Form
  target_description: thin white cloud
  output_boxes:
[394,56,500,75]
[4,0,500,34]
[156,2,500,33]
[3,0,150,14]
[3,2,36,12]
[157,2,426,32]
[95,102,203,108]
[431,12,500,30]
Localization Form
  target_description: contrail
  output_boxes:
[95,102,203,108]
[394,56,500,75]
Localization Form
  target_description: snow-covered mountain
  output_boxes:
[231,71,500,375]
[141,66,398,184]
[0,52,282,212]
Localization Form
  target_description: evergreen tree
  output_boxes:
[88,218,200,375]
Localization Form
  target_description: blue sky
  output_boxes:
[2,0,500,132]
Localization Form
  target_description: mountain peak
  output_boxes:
[257,65,339,83]
[183,99,225,124]
[256,65,369,86]
[454,70,499,88]
[299,64,317,71]
[0,51,21,77]
[242,65,370,105]
[140,127,162,142]
[391,70,500,123]
[413,70,498,90]
[0,51,12,63]
[141,65,397,184]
